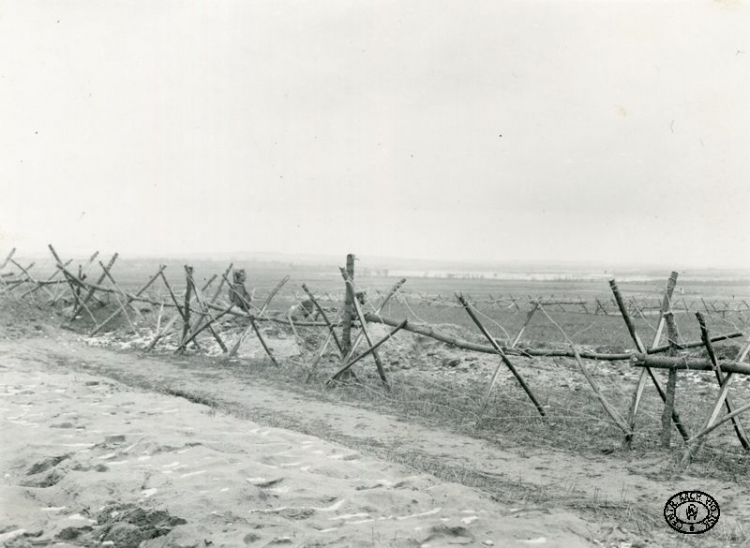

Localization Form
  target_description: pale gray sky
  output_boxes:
[1,0,748,268]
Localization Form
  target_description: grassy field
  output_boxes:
[4,255,750,546]
[7,254,750,350]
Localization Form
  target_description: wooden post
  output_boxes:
[147,271,214,351]
[572,344,630,434]
[159,272,188,322]
[226,276,289,359]
[72,253,119,319]
[653,273,679,346]
[181,266,231,344]
[610,281,647,352]
[48,245,82,308]
[99,261,145,321]
[18,260,70,298]
[90,266,167,335]
[682,338,750,465]
[48,249,99,323]
[178,266,227,353]
[94,266,138,334]
[610,279,690,443]
[341,254,356,356]
[0,248,16,271]
[335,267,390,389]
[511,302,538,348]
[180,266,194,344]
[627,272,678,447]
[250,320,281,367]
[75,251,100,305]
[457,294,545,418]
[0,262,36,296]
[178,306,233,351]
[336,320,407,372]
[10,260,54,299]
[660,312,680,448]
[330,277,406,383]
[210,264,234,302]
[306,308,345,382]
[696,312,750,450]
[302,283,343,354]
[536,304,630,434]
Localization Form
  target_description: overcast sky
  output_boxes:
[1,1,748,268]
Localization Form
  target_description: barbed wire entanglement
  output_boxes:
[2,246,749,464]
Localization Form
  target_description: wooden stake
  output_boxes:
[10,259,54,299]
[696,312,749,450]
[180,266,194,344]
[210,264,234,302]
[0,248,16,271]
[335,268,390,389]
[341,254,356,355]
[226,276,289,359]
[146,273,216,351]
[511,302,538,348]
[626,272,677,447]
[91,266,167,335]
[146,313,181,351]
[680,338,750,464]
[337,320,407,372]
[72,253,119,319]
[159,271,188,322]
[330,277,406,382]
[178,266,227,353]
[48,256,99,324]
[660,312,680,448]
[48,245,84,308]
[572,345,630,434]
[178,306,233,351]
[306,308,345,383]
[537,304,630,434]
[0,261,36,295]
[180,266,231,346]
[91,264,138,334]
[18,259,70,298]
[301,283,343,353]
[457,294,545,418]
[249,319,280,367]
[611,279,690,443]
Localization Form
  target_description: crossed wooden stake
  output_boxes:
[612,272,750,461]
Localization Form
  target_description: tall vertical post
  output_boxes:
[660,312,680,448]
[181,266,194,344]
[341,254,355,357]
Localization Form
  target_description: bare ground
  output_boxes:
[2,325,748,547]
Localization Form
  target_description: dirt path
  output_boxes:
[2,335,746,547]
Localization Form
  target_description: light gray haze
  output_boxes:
[1,1,748,268]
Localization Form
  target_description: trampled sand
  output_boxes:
[0,343,594,547]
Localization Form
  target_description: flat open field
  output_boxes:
[2,256,750,547]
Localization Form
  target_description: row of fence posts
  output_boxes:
[2,246,750,463]
[396,291,750,319]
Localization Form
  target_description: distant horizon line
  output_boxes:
[4,245,749,273]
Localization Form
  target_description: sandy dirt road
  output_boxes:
[1,335,746,547]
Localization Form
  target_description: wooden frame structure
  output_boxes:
[2,245,749,463]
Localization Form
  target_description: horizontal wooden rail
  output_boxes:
[632,355,750,375]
